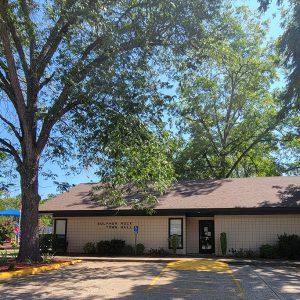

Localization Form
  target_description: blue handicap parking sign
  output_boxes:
[133,226,139,234]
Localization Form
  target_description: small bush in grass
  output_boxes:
[169,234,180,254]
[0,250,9,264]
[136,243,145,255]
[11,241,17,248]
[244,249,259,258]
[8,262,16,271]
[110,239,125,255]
[41,253,55,264]
[149,248,169,256]
[229,248,258,258]
[259,244,278,259]
[25,257,32,264]
[277,234,300,259]
[229,248,245,258]
[83,242,96,254]
[97,240,111,255]
[121,245,135,255]
[39,234,53,253]
[0,222,15,245]
[96,239,125,255]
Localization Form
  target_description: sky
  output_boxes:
[4,0,287,199]
[241,0,284,38]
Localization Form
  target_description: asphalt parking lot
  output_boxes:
[0,260,300,299]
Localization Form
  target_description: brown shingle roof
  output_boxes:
[39,176,300,212]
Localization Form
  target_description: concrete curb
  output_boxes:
[71,257,180,263]
[62,256,300,267]
[220,259,300,267]
[0,259,82,281]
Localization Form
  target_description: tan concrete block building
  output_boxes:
[39,176,300,255]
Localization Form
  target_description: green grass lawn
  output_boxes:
[0,248,19,256]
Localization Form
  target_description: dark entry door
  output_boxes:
[199,220,215,254]
[54,219,68,253]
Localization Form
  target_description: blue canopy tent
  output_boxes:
[0,209,20,217]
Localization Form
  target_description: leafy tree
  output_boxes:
[39,194,55,229]
[259,0,300,102]
[258,0,300,174]
[0,194,53,232]
[0,220,15,245]
[0,195,20,211]
[174,6,284,179]
[0,0,220,261]
[271,111,300,175]
[89,117,176,210]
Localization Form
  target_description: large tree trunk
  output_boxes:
[17,162,41,262]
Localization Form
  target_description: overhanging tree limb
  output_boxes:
[36,35,160,154]
[36,0,78,79]
[0,114,22,142]
[0,13,27,133]
[3,10,30,82]
[224,111,286,178]
[19,0,37,67]
[0,71,14,100]
[0,138,22,165]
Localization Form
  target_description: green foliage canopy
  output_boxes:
[258,0,300,175]
[174,6,284,179]
[0,0,221,261]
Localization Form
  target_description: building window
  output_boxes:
[169,218,183,249]
[54,219,67,237]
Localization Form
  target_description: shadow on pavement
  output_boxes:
[1,262,162,300]
[230,264,300,300]
[1,262,300,299]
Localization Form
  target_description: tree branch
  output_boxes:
[0,138,22,165]
[19,0,37,67]
[36,30,164,155]
[283,164,300,173]
[36,0,77,80]
[185,114,220,155]
[0,60,10,82]
[0,147,11,154]
[36,87,70,154]
[0,70,14,100]
[4,11,30,81]
[211,97,223,145]
[225,135,265,178]
[203,153,218,178]
[0,113,22,141]
[0,10,27,130]
[39,72,55,90]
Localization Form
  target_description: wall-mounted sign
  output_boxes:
[97,221,132,229]
[133,225,139,254]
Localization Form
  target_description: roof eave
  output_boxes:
[39,207,300,217]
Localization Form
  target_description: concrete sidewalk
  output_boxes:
[57,255,300,267]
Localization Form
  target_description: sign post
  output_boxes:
[133,226,139,255]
